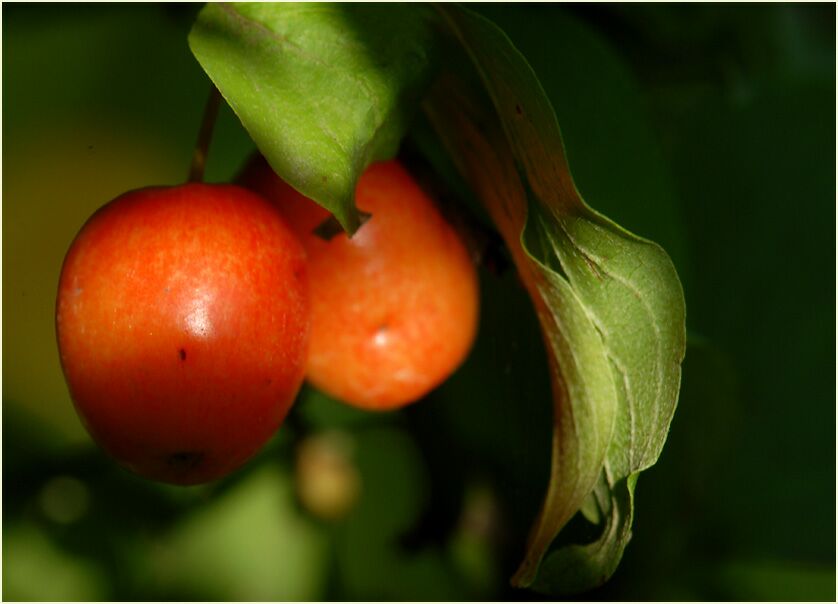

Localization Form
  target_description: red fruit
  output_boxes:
[55,183,309,485]
[239,156,479,410]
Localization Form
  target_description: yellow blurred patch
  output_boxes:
[3,118,185,444]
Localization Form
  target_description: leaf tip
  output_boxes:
[510,562,538,590]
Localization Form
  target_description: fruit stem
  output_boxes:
[188,86,222,183]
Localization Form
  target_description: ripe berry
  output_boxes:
[56,183,309,484]
[240,156,479,410]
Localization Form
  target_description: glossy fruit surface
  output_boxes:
[56,183,310,484]
[240,156,479,410]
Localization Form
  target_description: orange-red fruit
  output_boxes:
[55,183,310,485]
[239,156,479,411]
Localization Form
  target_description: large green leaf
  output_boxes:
[188,2,438,233]
[425,6,686,592]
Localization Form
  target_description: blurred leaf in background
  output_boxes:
[3,3,834,601]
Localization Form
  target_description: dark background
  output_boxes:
[3,3,835,600]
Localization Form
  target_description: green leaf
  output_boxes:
[426,6,686,593]
[533,473,635,594]
[473,5,690,279]
[188,2,438,233]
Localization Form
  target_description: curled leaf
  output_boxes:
[427,6,686,592]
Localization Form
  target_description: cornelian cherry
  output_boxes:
[239,156,479,410]
[56,183,309,485]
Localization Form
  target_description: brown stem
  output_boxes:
[188,86,223,183]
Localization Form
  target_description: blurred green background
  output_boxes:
[3,3,834,601]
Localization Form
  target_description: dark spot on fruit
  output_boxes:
[264,377,273,387]
[167,451,204,470]
[179,348,187,361]
[321,175,328,183]
[515,104,522,115]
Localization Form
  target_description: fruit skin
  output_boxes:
[239,156,479,410]
[55,183,310,485]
